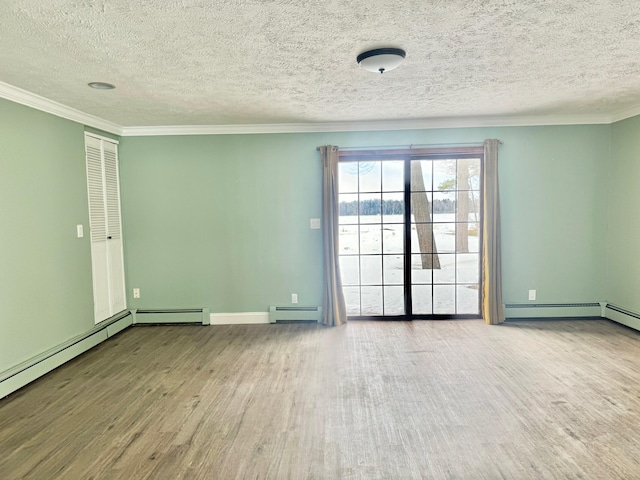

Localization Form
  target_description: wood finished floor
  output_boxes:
[1,319,640,479]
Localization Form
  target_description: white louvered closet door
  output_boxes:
[85,134,126,324]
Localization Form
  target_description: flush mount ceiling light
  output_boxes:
[88,82,115,90]
[357,48,406,74]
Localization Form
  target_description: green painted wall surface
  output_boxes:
[120,125,610,313]
[0,91,621,381]
[607,115,640,311]
[0,99,95,372]
[497,126,610,305]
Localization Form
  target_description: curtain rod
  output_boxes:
[339,141,503,150]
[316,141,502,151]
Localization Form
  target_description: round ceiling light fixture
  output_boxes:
[88,82,116,90]
[357,48,406,74]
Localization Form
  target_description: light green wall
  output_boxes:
[0,91,620,377]
[607,115,640,311]
[119,134,325,312]
[0,99,95,372]
[0,91,625,380]
[120,125,610,313]
[498,126,610,304]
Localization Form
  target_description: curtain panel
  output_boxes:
[482,139,505,325]
[319,145,347,326]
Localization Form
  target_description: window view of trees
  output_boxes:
[338,156,481,317]
[435,158,480,253]
[339,198,455,216]
[411,161,440,269]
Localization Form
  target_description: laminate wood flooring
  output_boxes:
[1,319,640,479]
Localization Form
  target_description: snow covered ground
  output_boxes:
[338,214,480,316]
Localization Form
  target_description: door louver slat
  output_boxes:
[103,148,121,239]
[86,142,106,243]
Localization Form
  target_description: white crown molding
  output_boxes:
[609,104,640,124]
[0,80,123,136]
[4,79,640,136]
[120,114,614,136]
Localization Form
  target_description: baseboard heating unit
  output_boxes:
[0,311,133,399]
[504,302,600,319]
[604,303,640,332]
[132,308,210,325]
[269,306,322,323]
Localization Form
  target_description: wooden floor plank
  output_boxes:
[1,319,640,479]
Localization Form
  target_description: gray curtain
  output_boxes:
[319,146,347,326]
[482,139,505,324]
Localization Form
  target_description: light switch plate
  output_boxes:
[76,224,84,238]
[310,218,321,229]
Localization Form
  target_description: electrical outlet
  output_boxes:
[133,288,140,299]
[291,293,298,304]
[528,289,536,301]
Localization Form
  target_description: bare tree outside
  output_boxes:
[437,159,480,253]
[456,159,470,253]
[338,156,482,316]
[411,161,440,269]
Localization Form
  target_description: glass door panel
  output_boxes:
[338,159,405,316]
[410,158,481,316]
[338,155,481,318]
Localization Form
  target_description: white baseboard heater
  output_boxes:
[504,302,600,319]
[132,308,210,325]
[1,307,211,399]
[0,311,133,399]
[269,306,322,323]
[604,303,640,332]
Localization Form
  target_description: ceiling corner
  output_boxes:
[0,80,123,136]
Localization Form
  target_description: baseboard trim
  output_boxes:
[0,311,133,399]
[504,302,601,319]
[210,312,270,325]
[605,303,640,332]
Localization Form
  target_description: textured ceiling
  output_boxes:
[2,0,640,127]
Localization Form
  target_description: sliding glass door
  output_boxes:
[338,152,482,319]
[339,159,405,316]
